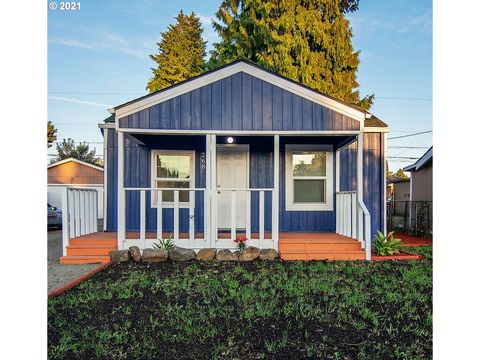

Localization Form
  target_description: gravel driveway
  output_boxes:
[48,226,104,293]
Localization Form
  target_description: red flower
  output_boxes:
[234,235,247,243]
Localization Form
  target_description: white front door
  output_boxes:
[216,145,248,229]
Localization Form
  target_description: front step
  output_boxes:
[279,242,362,252]
[70,238,116,246]
[66,244,117,256]
[60,255,110,264]
[281,250,366,261]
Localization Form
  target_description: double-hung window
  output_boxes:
[285,145,333,211]
[151,150,195,208]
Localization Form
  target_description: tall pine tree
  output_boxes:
[147,11,207,93]
[209,0,373,109]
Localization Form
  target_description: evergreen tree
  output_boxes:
[147,11,207,93]
[209,0,373,109]
[395,168,409,179]
[47,120,57,148]
[52,138,102,166]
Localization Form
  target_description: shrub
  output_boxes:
[373,230,403,256]
[153,233,174,250]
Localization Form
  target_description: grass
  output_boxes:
[48,245,432,359]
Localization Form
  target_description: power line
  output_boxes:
[52,141,103,144]
[388,130,432,140]
[47,154,104,157]
[376,96,431,101]
[389,146,430,149]
[387,156,420,160]
[48,90,433,101]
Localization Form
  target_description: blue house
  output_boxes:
[60,60,388,263]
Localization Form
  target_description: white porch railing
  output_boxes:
[61,187,100,256]
[336,191,372,260]
[122,188,207,250]
[118,187,276,251]
[214,188,275,249]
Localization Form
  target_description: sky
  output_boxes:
[48,0,432,171]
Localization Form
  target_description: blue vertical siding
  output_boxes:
[106,131,384,238]
[119,72,360,132]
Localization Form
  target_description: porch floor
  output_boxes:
[61,231,365,263]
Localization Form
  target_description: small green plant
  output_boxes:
[373,230,403,256]
[153,232,174,250]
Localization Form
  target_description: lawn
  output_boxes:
[48,246,432,359]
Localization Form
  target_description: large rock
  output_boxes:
[109,250,130,263]
[169,246,196,262]
[216,249,239,261]
[142,248,168,262]
[259,248,279,261]
[196,248,216,261]
[128,246,142,262]
[239,246,261,261]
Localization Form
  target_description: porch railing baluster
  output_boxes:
[140,190,146,249]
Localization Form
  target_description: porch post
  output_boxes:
[205,134,211,246]
[383,133,388,234]
[117,131,125,250]
[335,149,340,234]
[61,187,70,256]
[207,134,217,247]
[272,135,280,250]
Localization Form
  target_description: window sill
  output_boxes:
[285,203,333,212]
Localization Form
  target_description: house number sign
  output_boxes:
[200,152,206,169]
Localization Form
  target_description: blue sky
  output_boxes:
[48,0,432,171]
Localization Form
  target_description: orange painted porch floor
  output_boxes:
[60,232,365,264]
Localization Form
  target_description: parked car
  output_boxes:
[48,203,62,229]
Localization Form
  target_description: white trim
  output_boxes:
[103,129,108,231]
[364,127,390,133]
[118,132,125,249]
[285,144,334,211]
[47,157,104,172]
[118,128,361,136]
[272,135,279,248]
[150,150,196,209]
[114,61,366,122]
[98,123,115,129]
[383,133,387,234]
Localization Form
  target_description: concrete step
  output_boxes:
[59,255,110,264]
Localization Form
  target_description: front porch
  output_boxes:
[60,132,374,263]
[60,231,365,263]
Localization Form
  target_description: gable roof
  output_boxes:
[48,158,104,172]
[110,60,386,128]
[404,146,433,172]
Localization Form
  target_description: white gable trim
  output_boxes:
[114,62,366,125]
[48,158,104,172]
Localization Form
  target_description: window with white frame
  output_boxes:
[151,150,195,207]
[285,145,333,211]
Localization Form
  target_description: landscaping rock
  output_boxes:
[169,246,196,262]
[142,248,168,262]
[259,248,279,261]
[196,248,216,261]
[128,246,142,262]
[239,246,261,261]
[109,250,130,263]
[216,249,239,261]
